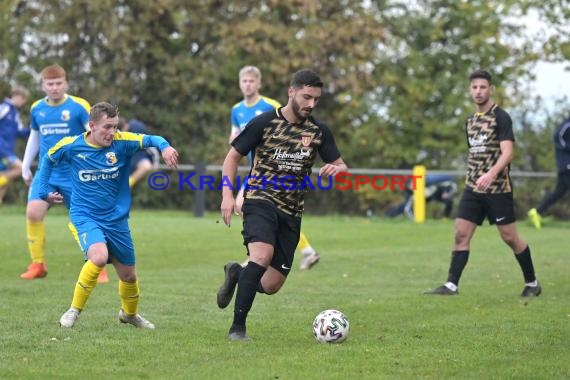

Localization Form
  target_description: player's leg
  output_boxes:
[222,200,277,340]
[497,222,541,296]
[259,209,299,293]
[68,221,109,283]
[21,194,50,279]
[493,193,541,297]
[22,176,70,279]
[216,186,248,309]
[60,222,108,327]
[108,219,154,328]
[0,168,7,203]
[0,157,22,203]
[129,157,153,188]
[298,230,320,270]
[425,190,481,295]
[528,172,570,229]
[441,196,454,218]
[0,183,7,204]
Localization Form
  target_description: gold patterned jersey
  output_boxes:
[464,104,514,193]
[232,107,341,217]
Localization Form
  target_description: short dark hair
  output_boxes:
[469,69,492,84]
[290,69,323,88]
[90,102,119,122]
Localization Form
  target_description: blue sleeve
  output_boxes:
[142,135,171,151]
[17,127,31,138]
[37,154,56,200]
[30,111,39,131]
[80,107,89,128]
[38,141,70,199]
[231,108,238,127]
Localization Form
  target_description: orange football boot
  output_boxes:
[20,262,47,280]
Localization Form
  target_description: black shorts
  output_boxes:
[457,189,515,226]
[241,199,301,277]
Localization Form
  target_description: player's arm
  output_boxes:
[221,147,243,227]
[229,125,241,144]
[319,157,348,177]
[21,129,40,185]
[14,112,30,138]
[229,106,240,143]
[317,123,348,176]
[141,134,178,168]
[37,139,70,203]
[475,140,513,192]
[16,126,31,138]
[556,119,570,151]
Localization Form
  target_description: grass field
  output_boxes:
[1,205,569,379]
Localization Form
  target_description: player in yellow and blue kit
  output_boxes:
[0,85,29,204]
[37,102,178,328]
[229,66,321,271]
[19,64,101,280]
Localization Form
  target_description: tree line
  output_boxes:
[2,0,569,215]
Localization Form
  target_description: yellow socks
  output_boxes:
[27,221,45,264]
[70,260,103,311]
[67,222,82,249]
[297,231,317,255]
[119,280,140,315]
[297,231,310,251]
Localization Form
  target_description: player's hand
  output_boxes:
[47,192,64,204]
[161,147,179,168]
[475,172,495,192]
[319,163,344,177]
[22,168,33,186]
[220,196,237,227]
[235,202,243,216]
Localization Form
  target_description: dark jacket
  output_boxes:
[553,117,570,173]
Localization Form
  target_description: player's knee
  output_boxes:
[454,230,469,246]
[120,272,137,283]
[138,159,153,172]
[249,249,273,267]
[87,244,109,267]
[500,232,519,249]
[26,203,46,222]
[261,281,283,295]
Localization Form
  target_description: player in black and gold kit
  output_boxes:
[217,69,348,341]
[425,69,541,297]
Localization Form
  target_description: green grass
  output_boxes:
[1,205,569,379]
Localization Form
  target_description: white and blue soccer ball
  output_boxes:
[312,309,350,343]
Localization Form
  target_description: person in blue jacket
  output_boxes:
[528,115,570,229]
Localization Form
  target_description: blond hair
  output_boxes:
[11,85,29,98]
[239,65,262,80]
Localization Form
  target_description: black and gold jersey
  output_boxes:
[232,107,341,217]
[464,104,514,193]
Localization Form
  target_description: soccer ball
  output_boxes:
[312,309,350,343]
